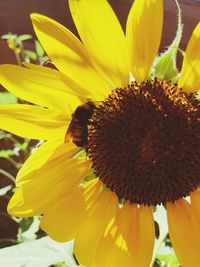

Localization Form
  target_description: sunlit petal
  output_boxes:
[69,0,129,88]
[0,104,66,140]
[8,140,89,216]
[132,205,155,267]
[0,64,81,113]
[95,203,154,267]
[179,23,200,92]
[167,198,200,267]
[126,0,163,82]
[41,179,103,242]
[95,203,135,267]
[31,14,112,98]
[74,190,118,266]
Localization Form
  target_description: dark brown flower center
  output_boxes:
[87,79,200,205]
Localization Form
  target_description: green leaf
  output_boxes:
[25,50,37,60]
[0,237,78,267]
[14,140,30,155]
[17,34,33,42]
[157,245,180,267]
[0,150,14,159]
[40,55,49,64]
[35,40,45,57]
[71,149,87,158]
[0,93,18,104]
[1,34,12,40]
[19,218,34,234]
[18,217,40,242]
[0,130,11,139]
[154,0,182,82]
[0,185,12,196]
[1,33,17,40]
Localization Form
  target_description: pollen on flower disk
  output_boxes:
[87,79,200,206]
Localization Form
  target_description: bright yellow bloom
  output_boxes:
[0,0,200,266]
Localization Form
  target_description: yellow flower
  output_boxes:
[0,0,200,266]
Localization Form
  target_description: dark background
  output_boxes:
[0,0,200,64]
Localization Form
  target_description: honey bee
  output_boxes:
[65,100,96,148]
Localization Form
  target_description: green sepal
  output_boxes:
[154,0,183,83]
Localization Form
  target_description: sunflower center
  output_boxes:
[87,79,200,205]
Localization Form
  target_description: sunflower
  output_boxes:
[0,0,200,266]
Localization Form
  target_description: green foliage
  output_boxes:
[0,184,12,196]
[18,217,41,242]
[24,50,37,60]
[156,245,180,267]
[1,32,48,65]
[0,149,14,159]
[154,0,182,82]
[35,40,45,58]
[0,93,18,104]
[17,34,33,42]
[2,33,32,42]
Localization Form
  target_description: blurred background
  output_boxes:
[0,0,200,64]
[0,1,200,266]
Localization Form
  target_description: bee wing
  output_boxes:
[64,120,74,143]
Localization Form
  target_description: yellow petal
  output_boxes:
[179,23,200,92]
[167,198,200,267]
[23,62,88,99]
[40,187,87,242]
[0,104,66,140]
[23,62,104,102]
[190,188,200,217]
[15,139,77,185]
[40,179,103,242]
[8,139,90,216]
[133,205,155,267]
[7,187,36,217]
[0,64,81,114]
[69,0,129,88]
[82,179,104,210]
[31,14,111,98]
[95,203,136,267]
[95,203,154,267]
[126,0,163,82]
[74,190,118,266]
